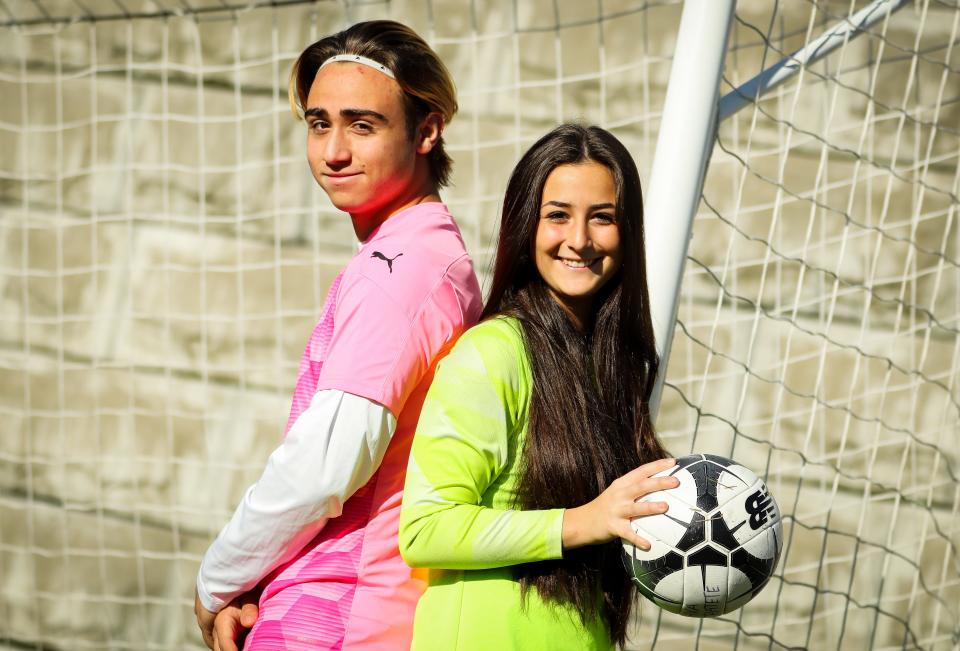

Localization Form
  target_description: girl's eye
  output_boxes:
[545,211,567,221]
[593,213,615,224]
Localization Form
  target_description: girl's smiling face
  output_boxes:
[533,161,623,329]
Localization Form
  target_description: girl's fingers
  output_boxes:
[642,475,681,494]
[638,456,678,476]
[620,474,679,500]
[630,500,669,519]
[622,529,652,551]
[620,457,677,485]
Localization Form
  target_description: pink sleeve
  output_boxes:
[316,269,467,416]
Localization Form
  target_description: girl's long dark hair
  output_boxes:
[482,124,667,645]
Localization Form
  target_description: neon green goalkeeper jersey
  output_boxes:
[399,317,614,651]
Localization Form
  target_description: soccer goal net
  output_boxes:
[0,1,956,649]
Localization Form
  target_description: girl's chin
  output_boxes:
[547,289,595,311]
[555,284,602,300]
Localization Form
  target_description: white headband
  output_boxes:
[318,54,396,80]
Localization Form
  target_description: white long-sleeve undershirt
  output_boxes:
[196,389,396,612]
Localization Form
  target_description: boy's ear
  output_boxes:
[416,112,443,155]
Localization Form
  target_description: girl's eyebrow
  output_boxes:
[541,200,615,210]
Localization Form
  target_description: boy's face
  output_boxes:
[304,62,420,223]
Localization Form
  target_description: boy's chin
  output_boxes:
[324,194,365,214]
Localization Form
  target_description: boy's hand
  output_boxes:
[194,589,216,649]
[194,588,260,651]
[213,592,260,651]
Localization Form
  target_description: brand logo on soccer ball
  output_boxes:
[744,488,776,530]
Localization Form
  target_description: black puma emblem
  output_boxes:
[371,251,403,273]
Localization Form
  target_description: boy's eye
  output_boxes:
[352,122,373,133]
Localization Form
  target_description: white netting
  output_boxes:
[0,1,956,649]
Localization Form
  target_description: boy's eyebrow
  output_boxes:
[303,107,389,123]
[341,108,389,122]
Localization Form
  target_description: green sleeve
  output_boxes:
[399,319,565,570]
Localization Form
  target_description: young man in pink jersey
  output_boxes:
[194,21,482,651]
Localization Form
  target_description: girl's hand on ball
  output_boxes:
[561,457,680,550]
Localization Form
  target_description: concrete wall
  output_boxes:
[1,1,957,649]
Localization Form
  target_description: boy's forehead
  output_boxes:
[307,62,404,112]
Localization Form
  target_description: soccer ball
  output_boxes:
[622,454,782,617]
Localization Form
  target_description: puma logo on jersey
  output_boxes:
[371,251,403,273]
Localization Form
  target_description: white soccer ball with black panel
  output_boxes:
[621,453,782,617]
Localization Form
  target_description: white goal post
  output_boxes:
[647,0,911,418]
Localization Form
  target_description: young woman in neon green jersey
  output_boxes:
[399,124,679,650]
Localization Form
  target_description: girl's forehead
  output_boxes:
[541,163,616,202]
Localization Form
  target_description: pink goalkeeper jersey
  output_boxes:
[245,202,482,650]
